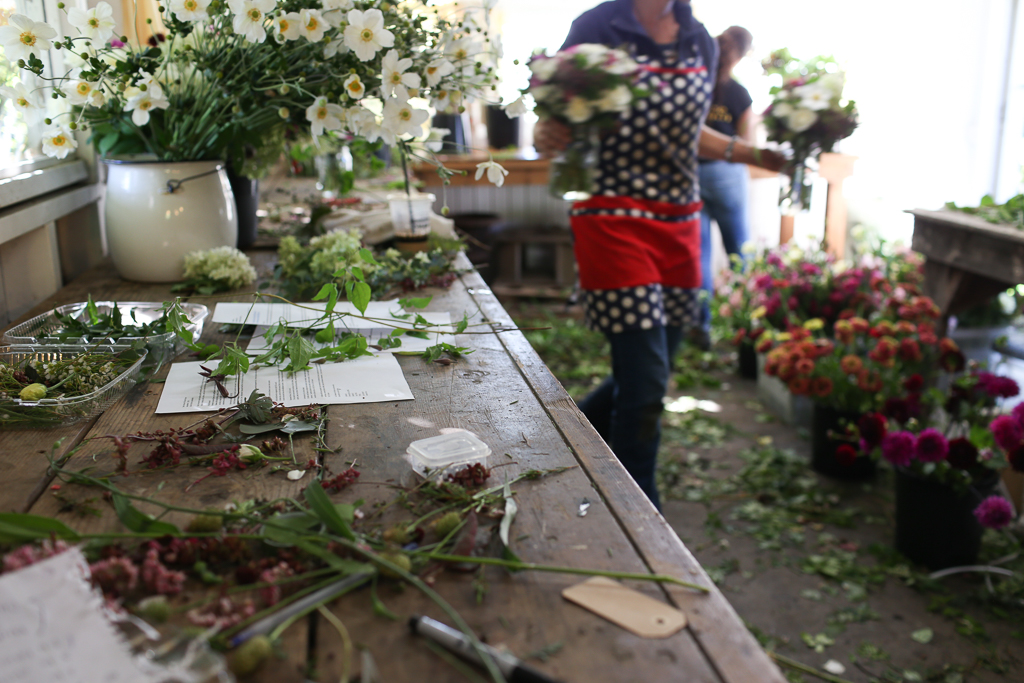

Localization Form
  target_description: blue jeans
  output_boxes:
[699,160,750,327]
[578,325,684,509]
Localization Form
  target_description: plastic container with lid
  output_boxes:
[407,431,491,474]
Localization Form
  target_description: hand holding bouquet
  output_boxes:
[761,51,859,212]
[509,44,649,200]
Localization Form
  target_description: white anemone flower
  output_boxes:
[445,36,481,75]
[502,96,529,119]
[772,102,793,118]
[423,127,449,153]
[475,159,508,187]
[343,9,393,62]
[380,50,420,100]
[342,73,365,99]
[66,79,106,107]
[786,108,818,133]
[127,90,170,126]
[41,126,78,159]
[431,88,463,113]
[793,82,832,111]
[346,106,382,143]
[0,13,57,62]
[324,36,347,57]
[0,82,43,123]
[67,2,116,43]
[424,58,453,87]
[306,96,344,137]
[274,11,301,40]
[228,0,276,44]
[299,9,327,43]
[170,0,211,23]
[321,0,353,24]
[381,96,429,140]
[816,73,845,97]
[124,73,165,102]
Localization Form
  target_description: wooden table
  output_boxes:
[0,251,784,683]
[910,208,1024,320]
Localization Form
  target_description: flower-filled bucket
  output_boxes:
[810,403,876,480]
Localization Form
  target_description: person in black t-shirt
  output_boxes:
[697,26,755,341]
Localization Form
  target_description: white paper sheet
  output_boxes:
[245,311,453,356]
[0,548,157,682]
[155,357,415,414]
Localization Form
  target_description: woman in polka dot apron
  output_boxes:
[536,0,785,508]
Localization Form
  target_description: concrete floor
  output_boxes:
[659,374,1023,683]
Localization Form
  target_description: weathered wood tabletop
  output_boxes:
[910,208,1024,319]
[0,250,784,683]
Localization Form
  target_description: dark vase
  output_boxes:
[486,105,520,149]
[738,342,757,380]
[227,169,259,250]
[894,468,998,570]
[810,403,876,480]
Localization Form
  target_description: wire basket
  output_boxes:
[4,301,207,368]
[0,344,148,429]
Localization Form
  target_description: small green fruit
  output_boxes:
[19,384,47,401]
[382,524,410,545]
[136,595,171,624]
[230,635,272,677]
[432,511,462,538]
[376,551,411,579]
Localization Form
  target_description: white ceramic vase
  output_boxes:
[104,159,238,282]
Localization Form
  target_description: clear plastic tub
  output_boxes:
[407,431,491,473]
[387,192,436,238]
[0,344,147,429]
[4,301,207,368]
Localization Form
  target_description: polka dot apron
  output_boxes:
[570,46,713,334]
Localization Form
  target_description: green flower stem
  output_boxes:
[418,553,709,593]
[171,566,339,615]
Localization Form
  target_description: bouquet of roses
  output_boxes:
[761,51,858,212]
[512,43,649,200]
[1,0,503,177]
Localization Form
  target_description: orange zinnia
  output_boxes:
[840,355,863,374]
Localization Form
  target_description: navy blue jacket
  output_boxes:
[560,0,718,76]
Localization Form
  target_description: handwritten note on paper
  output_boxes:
[0,548,156,682]
[155,355,415,414]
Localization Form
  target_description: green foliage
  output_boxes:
[946,194,1024,229]
[517,313,609,399]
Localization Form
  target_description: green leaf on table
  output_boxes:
[283,335,315,373]
[0,513,81,544]
[304,479,355,540]
[315,322,336,344]
[312,283,339,313]
[358,247,379,266]
[911,628,934,644]
[281,419,318,434]
[349,281,371,315]
[399,296,432,309]
[85,294,100,324]
[371,580,399,621]
[214,344,250,377]
[455,313,469,335]
[375,334,402,350]
[239,422,287,435]
[111,494,180,535]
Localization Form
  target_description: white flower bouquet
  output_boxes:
[762,50,859,212]
[0,0,504,176]
[513,43,649,200]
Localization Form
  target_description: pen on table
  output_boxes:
[228,571,374,647]
[409,615,563,683]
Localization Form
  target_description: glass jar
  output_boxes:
[548,125,599,202]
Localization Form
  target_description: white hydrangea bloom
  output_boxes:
[182,246,257,289]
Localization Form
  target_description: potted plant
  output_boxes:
[762,298,952,480]
[857,369,1020,569]
[5,0,504,281]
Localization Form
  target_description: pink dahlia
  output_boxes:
[914,428,949,463]
[881,431,915,467]
[991,415,1023,452]
[973,496,1014,530]
[1012,402,1024,429]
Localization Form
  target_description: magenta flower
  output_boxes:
[1012,402,1024,429]
[914,428,949,463]
[991,414,1023,452]
[973,496,1015,530]
[881,431,915,467]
